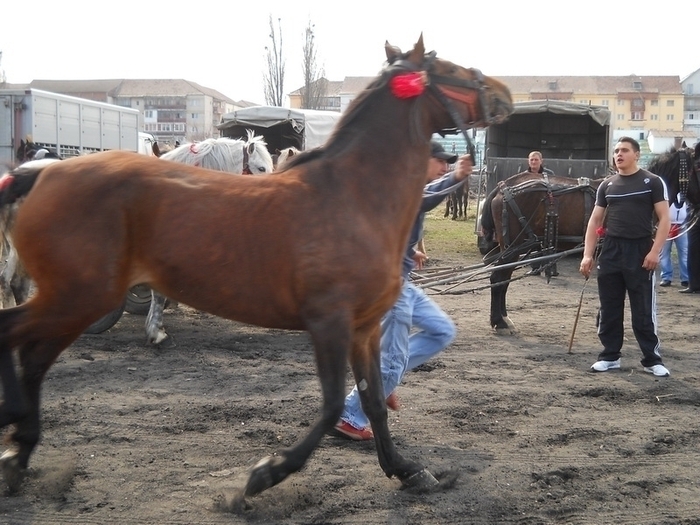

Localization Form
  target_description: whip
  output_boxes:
[568,276,589,354]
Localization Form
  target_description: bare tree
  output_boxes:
[300,21,326,110]
[263,16,285,107]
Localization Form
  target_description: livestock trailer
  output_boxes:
[0,88,140,164]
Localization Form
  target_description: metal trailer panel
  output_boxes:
[0,89,140,163]
[0,94,15,163]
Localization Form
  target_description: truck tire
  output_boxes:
[83,299,126,334]
[125,284,152,315]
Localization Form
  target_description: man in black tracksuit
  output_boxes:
[580,137,671,377]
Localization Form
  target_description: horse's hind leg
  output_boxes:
[145,291,168,344]
[0,303,83,491]
[0,332,78,492]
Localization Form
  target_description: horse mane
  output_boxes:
[275,73,391,172]
[244,129,268,150]
[646,147,679,180]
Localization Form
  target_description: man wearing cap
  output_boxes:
[334,141,471,440]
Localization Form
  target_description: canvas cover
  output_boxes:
[218,106,341,151]
[506,100,611,127]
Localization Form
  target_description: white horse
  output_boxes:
[161,131,274,174]
[144,131,274,344]
[275,146,301,169]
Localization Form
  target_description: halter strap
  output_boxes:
[386,51,493,159]
[242,144,251,175]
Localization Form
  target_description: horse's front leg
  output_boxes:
[235,311,352,505]
[490,267,517,334]
[145,291,168,344]
[351,327,437,489]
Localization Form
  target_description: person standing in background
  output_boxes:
[659,194,688,288]
[580,137,671,378]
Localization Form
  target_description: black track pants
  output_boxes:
[595,236,663,367]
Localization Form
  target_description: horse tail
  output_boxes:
[480,186,499,238]
[477,186,502,257]
[0,164,46,207]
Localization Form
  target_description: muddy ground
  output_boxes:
[1,248,699,525]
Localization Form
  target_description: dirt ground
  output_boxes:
[1,249,700,525]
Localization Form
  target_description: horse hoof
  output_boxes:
[214,491,251,514]
[493,326,515,335]
[402,468,439,492]
[244,456,276,497]
[0,448,27,493]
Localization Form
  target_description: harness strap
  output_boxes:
[500,185,539,247]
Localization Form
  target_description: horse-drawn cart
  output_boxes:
[425,102,611,331]
[481,100,611,190]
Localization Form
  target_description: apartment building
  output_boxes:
[289,74,696,148]
[682,67,700,141]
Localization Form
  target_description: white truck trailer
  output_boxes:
[0,88,140,164]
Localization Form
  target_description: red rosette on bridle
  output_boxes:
[389,72,426,99]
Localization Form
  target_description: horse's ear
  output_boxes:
[407,34,425,66]
[247,142,255,155]
[385,41,402,63]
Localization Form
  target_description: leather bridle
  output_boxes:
[386,51,496,159]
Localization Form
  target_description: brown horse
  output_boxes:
[0,36,513,503]
[480,171,601,333]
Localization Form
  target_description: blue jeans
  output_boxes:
[340,281,455,429]
[659,229,688,283]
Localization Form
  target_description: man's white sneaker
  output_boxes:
[643,364,670,377]
[590,359,621,372]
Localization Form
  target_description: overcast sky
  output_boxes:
[2,0,697,105]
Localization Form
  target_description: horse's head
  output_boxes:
[647,143,700,207]
[383,35,513,142]
[276,147,300,169]
[16,139,62,163]
[243,130,274,175]
[16,140,29,162]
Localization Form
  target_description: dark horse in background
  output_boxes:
[0,36,513,505]
[647,141,700,208]
[647,141,700,291]
[444,183,468,220]
[480,171,601,333]
[15,140,62,162]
